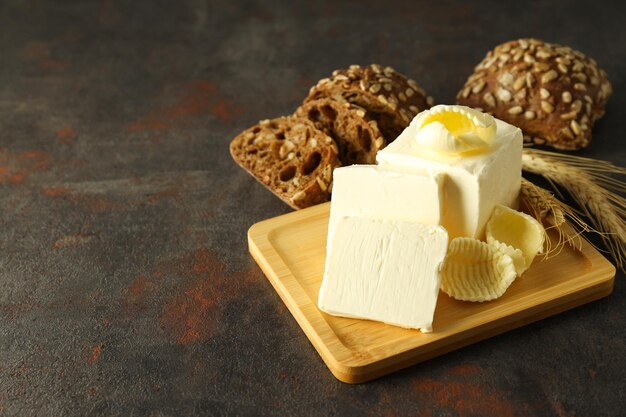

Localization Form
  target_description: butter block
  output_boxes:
[318,216,448,332]
[328,165,445,241]
[377,113,522,239]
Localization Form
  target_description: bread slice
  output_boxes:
[304,64,433,142]
[295,98,385,165]
[230,117,341,209]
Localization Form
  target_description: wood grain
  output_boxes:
[248,202,616,384]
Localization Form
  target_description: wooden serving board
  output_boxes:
[248,202,616,384]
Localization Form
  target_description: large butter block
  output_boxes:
[318,216,448,332]
[328,165,445,240]
[377,117,522,239]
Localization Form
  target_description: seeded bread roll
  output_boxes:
[305,64,434,142]
[295,98,385,165]
[230,117,340,209]
[456,38,612,150]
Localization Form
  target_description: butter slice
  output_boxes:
[377,117,522,239]
[328,165,445,241]
[318,216,448,332]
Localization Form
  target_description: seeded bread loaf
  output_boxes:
[304,64,434,142]
[456,38,612,150]
[230,117,340,209]
[295,98,385,165]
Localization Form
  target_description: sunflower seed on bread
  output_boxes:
[305,64,433,143]
[456,38,612,150]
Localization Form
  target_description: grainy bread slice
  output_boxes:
[456,38,612,150]
[295,98,385,165]
[304,64,433,142]
[230,117,340,209]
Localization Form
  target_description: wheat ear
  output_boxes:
[519,178,589,258]
[522,149,626,270]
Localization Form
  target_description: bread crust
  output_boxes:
[230,117,340,209]
[304,64,433,142]
[456,38,612,150]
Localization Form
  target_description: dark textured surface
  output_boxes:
[0,1,624,416]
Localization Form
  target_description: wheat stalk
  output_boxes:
[522,149,626,270]
[519,178,588,258]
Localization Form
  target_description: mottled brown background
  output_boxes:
[0,1,624,416]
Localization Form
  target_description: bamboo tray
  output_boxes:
[248,202,615,383]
